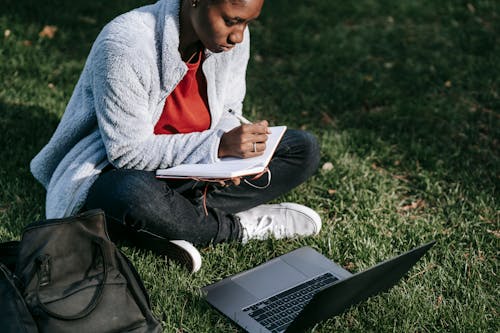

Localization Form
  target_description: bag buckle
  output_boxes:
[36,254,51,287]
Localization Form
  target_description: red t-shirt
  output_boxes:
[154,50,211,134]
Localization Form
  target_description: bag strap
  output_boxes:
[34,238,108,320]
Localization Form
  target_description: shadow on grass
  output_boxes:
[0,100,61,234]
[0,100,60,171]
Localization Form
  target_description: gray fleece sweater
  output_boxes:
[30,0,248,218]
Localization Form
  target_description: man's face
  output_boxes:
[191,0,264,53]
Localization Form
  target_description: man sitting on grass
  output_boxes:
[31,0,322,272]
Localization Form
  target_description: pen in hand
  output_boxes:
[228,109,252,124]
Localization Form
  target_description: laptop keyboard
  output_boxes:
[242,272,338,333]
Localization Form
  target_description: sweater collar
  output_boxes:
[156,0,184,92]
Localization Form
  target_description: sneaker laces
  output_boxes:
[244,215,286,240]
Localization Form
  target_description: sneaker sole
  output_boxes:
[167,240,202,273]
[136,237,202,273]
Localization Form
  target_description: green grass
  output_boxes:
[1,0,498,332]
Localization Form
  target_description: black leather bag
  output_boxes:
[4,209,162,333]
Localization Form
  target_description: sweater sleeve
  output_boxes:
[91,41,224,171]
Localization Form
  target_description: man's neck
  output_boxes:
[179,0,200,61]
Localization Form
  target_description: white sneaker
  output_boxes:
[130,235,202,273]
[236,203,322,243]
[164,240,202,273]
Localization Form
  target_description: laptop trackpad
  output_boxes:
[232,259,307,299]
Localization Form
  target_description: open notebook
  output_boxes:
[156,126,287,179]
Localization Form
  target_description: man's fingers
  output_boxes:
[241,122,269,134]
[252,133,268,143]
[249,141,266,153]
[257,120,269,127]
[238,142,266,158]
[239,133,268,145]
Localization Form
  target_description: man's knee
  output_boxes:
[295,130,320,172]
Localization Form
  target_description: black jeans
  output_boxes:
[84,129,320,246]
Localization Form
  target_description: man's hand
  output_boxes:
[217,177,242,187]
[218,120,270,158]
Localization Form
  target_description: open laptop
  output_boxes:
[202,241,435,333]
